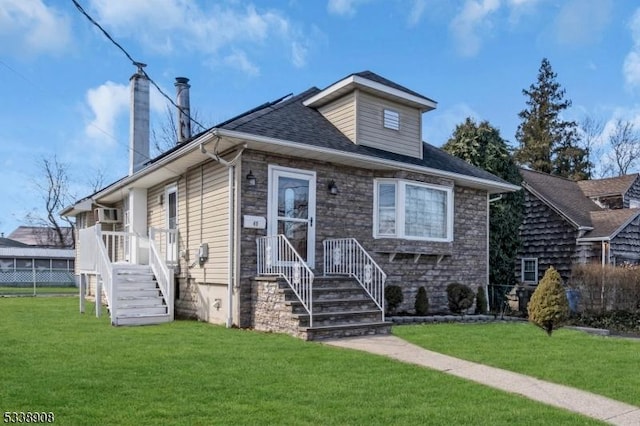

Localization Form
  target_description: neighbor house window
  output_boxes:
[374,179,453,242]
[521,258,538,283]
[383,109,400,130]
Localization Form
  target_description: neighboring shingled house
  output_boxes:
[63,70,519,339]
[517,169,640,285]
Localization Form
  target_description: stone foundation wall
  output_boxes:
[251,276,306,339]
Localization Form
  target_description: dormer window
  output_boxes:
[383,109,400,131]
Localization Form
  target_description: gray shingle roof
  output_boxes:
[520,169,601,227]
[583,209,640,239]
[352,71,437,104]
[577,174,639,197]
[219,87,510,186]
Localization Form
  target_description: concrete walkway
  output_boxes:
[324,335,640,425]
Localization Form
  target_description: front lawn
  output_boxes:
[394,322,640,406]
[0,298,602,425]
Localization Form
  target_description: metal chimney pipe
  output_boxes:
[129,62,150,175]
[175,77,191,144]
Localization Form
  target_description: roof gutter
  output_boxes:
[213,128,520,194]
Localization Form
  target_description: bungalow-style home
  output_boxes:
[0,227,75,292]
[62,68,518,340]
[517,169,640,285]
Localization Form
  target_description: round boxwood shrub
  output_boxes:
[414,286,429,316]
[446,282,475,315]
[385,285,403,314]
[528,266,569,336]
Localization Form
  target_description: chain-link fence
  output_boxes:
[0,268,77,296]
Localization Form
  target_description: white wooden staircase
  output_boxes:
[109,265,171,326]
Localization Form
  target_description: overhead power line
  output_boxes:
[71,0,205,133]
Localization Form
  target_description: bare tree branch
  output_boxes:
[607,119,640,176]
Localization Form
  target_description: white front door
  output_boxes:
[165,184,178,263]
[268,165,316,267]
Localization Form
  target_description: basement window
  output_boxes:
[383,109,400,131]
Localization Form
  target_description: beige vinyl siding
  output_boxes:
[357,91,422,158]
[318,91,357,143]
[148,161,230,285]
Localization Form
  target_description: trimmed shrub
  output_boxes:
[446,283,474,315]
[385,285,403,314]
[528,266,569,336]
[475,286,487,314]
[414,286,429,316]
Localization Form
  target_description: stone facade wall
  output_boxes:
[238,149,489,321]
[251,276,306,339]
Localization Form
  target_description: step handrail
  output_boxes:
[256,235,314,327]
[94,225,116,324]
[149,227,174,320]
[323,238,386,321]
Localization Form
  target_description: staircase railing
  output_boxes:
[94,225,116,324]
[256,235,314,327]
[149,227,174,320]
[323,238,386,321]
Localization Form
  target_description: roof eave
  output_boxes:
[215,128,519,194]
[303,75,437,111]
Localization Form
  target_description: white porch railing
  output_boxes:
[78,224,176,324]
[149,227,174,321]
[256,235,314,327]
[323,238,386,321]
[94,225,116,323]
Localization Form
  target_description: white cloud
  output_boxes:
[84,81,129,144]
[224,50,260,77]
[88,0,311,74]
[449,0,501,57]
[0,0,71,56]
[624,8,640,90]
[327,0,371,17]
[407,0,427,27]
[552,0,611,46]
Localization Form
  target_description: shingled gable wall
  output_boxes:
[516,189,580,283]
[238,149,488,326]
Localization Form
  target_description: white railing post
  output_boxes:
[256,235,314,327]
[323,238,386,321]
[149,227,174,321]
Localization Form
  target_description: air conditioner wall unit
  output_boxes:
[94,208,122,224]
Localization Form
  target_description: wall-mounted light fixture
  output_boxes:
[328,180,338,195]
[246,170,256,186]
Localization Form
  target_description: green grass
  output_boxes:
[0,298,604,426]
[394,322,640,406]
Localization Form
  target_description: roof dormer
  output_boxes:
[304,71,437,159]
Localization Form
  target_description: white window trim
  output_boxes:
[373,179,454,242]
[521,258,538,284]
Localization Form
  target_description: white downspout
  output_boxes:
[200,135,245,328]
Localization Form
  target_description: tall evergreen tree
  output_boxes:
[443,118,522,290]
[514,58,591,180]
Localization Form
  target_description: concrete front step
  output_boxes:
[288,298,379,314]
[114,313,171,326]
[295,310,383,328]
[304,322,392,341]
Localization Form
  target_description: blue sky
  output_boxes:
[1,0,640,236]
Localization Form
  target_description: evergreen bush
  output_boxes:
[446,283,474,315]
[414,286,429,316]
[475,286,487,314]
[385,285,403,314]
[527,266,569,336]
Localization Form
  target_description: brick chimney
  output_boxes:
[175,77,191,144]
[129,62,150,175]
